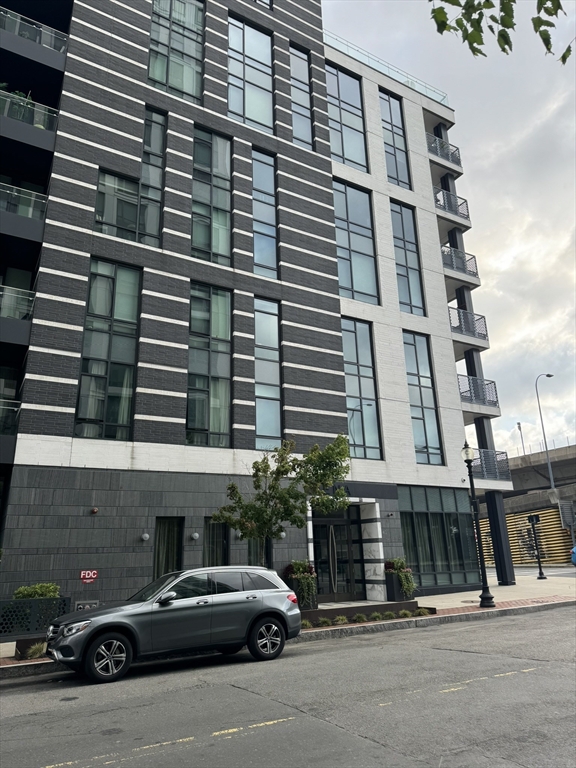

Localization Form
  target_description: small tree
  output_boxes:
[212,436,350,566]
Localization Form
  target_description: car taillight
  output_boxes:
[287,593,298,604]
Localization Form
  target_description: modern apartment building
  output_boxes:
[0,0,515,607]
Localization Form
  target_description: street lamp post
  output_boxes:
[461,442,496,608]
[535,373,555,492]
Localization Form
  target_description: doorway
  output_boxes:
[153,517,184,579]
[312,506,366,602]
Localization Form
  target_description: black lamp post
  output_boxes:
[461,442,495,608]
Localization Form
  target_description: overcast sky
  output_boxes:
[322,0,576,458]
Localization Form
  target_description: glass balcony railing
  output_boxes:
[449,307,488,341]
[0,183,47,220]
[441,245,479,277]
[0,399,19,436]
[426,133,462,166]
[0,286,35,320]
[458,374,498,408]
[0,90,58,131]
[471,448,511,481]
[0,6,68,53]
[434,187,470,220]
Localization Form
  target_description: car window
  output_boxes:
[171,573,210,600]
[245,572,279,590]
[213,571,244,594]
[128,572,181,601]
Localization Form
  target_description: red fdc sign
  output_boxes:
[80,570,98,584]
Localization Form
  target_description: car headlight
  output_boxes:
[62,621,91,637]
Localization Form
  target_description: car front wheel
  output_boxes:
[247,617,285,661]
[83,632,133,683]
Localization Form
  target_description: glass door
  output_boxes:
[313,515,365,602]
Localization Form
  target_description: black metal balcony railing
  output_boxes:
[441,245,478,277]
[434,187,470,220]
[0,182,47,220]
[471,448,511,481]
[458,374,498,408]
[0,286,35,320]
[426,133,462,166]
[0,90,58,131]
[0,399,19,435]
[449,306,488,341]
[0,6,68,53]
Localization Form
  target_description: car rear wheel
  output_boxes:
[217,644,244,656]
[83,632,133,683]
[247,617,285,661]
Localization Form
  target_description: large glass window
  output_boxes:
[153,517,184,579]
[187,282,231,447]
[191,129,231,265]
[403,332,443,465]
[326,64,367,171]
[148,0,203,102]
[342,318,381,459]
[380,92,410,189]
[254,298,281,450]
[76,260,140,441]
[290,46,312,149]
[391,202,424,316]
[252,150,277,278]
[333,181,378,304]
[228,18,273,132]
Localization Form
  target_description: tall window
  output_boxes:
[76,260,140,440]
[290,46,312,149]
[203,518,229,566]
[403,332,443,465]
[228,18,273,132]
[342,318,381,459]
[254,298,281,449]
[148,0,203,102]
[191,129,231,265]
[392,202,424,316]
[380,92,410,189]
[252,150,277,278]
[141,108,166,247]
[333,181,378,304]
[326,64,367,171]
[187,282,231,447]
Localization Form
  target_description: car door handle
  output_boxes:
[196,599,209,605]
[245,594,258,600]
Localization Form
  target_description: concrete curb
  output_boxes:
[1,599,574,683]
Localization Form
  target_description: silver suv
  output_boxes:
[46,567,301,683]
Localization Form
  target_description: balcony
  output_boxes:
[0,7,68,53]
[442,246,478,277]
[0,183,47,241]
[0,286,35,320]
[426,133,462,167]
[458,374,498,407]
[434,187,470,221]
[0,399,19,435]
[471,448,511,482]
[449,307,487,340]
[0,90,58,131]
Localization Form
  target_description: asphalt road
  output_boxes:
[1,607,575,768]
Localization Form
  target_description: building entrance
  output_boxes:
[312,506,366,602]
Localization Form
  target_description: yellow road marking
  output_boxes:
[522,668,537,672]
[132,741,173,752]
[211,728,243,736]
[440,687,465,693]
[494,672,517,677]
[379,702,392,707]
[458,677,488,684]
[248,717,295,728]
[175,737,195,743]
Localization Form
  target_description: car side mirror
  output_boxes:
[157,591,177,605]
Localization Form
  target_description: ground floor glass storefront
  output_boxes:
[399,486,481,591]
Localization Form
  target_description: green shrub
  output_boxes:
[382,611,397,620]
[25,642,46,660]
[317,617,332,627]
[332,615,348,625]
[13,583,60,599]
[414,607,430,617]
[301,619,313,629]
[398,609,412,618]
[352,613,367,623]
[369,612,384,622]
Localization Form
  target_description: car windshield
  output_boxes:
[127,573,181,602]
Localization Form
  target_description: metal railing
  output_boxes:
[0,286,35,320]
[0,597,71,641]
[0,399,20,435]
[449,307,488,341]
[0,6,68,53]
[441,245,478,277]
[0,182,47,220]
[426,133,462,166]
[434,187,470,220]
[458,374,498,408]
[0,90,58,131]
[471,448,511,481]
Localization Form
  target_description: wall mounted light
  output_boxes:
[279,532,286,539]
[190,532,199,540]
[141,533,150,541]
[90,507,99,515]
[236,531,243,540]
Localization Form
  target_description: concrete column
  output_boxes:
[485,491,516,585]
[359,502,386,601]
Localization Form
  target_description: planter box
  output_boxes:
[286,577,318,610]
[385,572,414,602]
[0,597,71,642]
